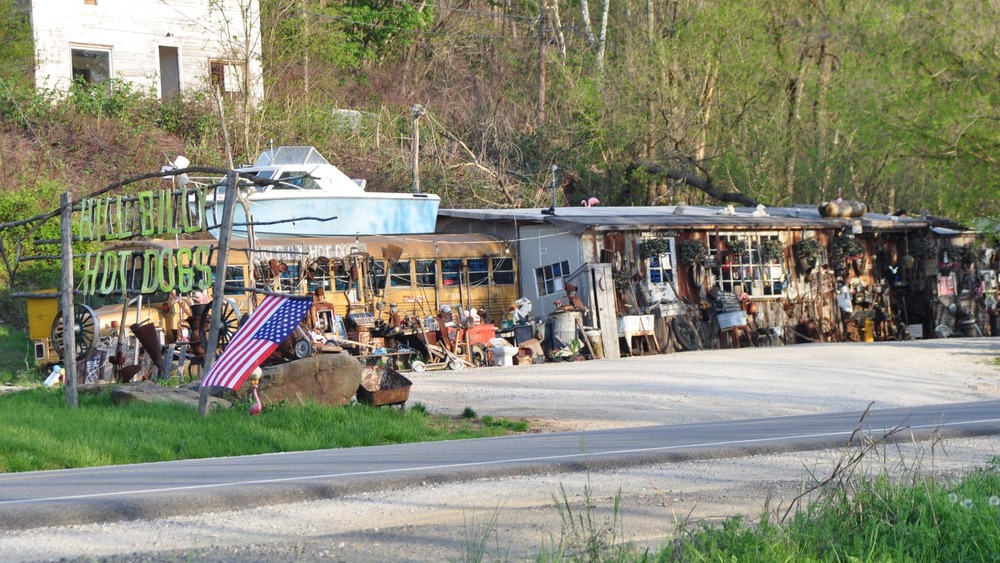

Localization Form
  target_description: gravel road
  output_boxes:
[3,339,1000,562]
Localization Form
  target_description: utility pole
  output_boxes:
[536,0,547,127]
[199,170,238,417]
[60,192,77,408]
[411,104,425,193]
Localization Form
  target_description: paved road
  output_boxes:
[3,399,998,532]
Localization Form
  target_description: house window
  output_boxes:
[492,257,515,285]
[535,260,570,297]
[209,60,245,96]
[710,233,785,297]
[71,48,111,85]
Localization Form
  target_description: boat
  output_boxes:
[198,146,440,238]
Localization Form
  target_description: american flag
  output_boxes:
[200,294,314,390]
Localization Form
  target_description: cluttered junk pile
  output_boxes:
[304,294,601,374]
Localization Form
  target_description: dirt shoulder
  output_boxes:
[2,339,999,562]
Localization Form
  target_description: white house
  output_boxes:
[26,0,263,102]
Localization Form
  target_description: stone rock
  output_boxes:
[110,381,232,411]
[254,353,361,407]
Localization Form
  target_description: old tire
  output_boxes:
[671,316,700,352]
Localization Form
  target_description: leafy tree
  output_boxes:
[0,0,32,84]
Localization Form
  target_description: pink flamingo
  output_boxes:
[250,384,262,416]
[580,197,600,207]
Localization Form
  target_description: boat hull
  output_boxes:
[204,191,440,238]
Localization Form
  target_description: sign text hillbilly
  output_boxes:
[77,187,213,296]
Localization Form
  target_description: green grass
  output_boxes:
[0,387,529,473]
[669,462,1000,562]
[0,324,37,385]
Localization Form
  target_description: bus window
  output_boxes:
[468,258,488,286]
[492,257,515,285]
[441,259,461,286]
[308,258,332,293]
[390,260,412,287]
[371,260,386,291]
[278,263,299,292]
[210,265,247,295]
[415,259,436,287]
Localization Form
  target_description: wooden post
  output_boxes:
[60,192,78,408]
[199,170,238,416]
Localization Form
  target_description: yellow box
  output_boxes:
[27,290,59,340]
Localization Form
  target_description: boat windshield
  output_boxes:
[253,146,331,167]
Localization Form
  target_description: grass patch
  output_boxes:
[0,387,529,473]
[670,461,1000,562]
[0,325,39,385]
[667,408,1000,561]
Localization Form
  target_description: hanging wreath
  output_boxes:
[760,239,785,263]
[639,238,670,259]
[679,239,708,266]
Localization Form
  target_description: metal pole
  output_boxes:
[199,170,239,416]
[60,192,78,408]
[411,104,425,193]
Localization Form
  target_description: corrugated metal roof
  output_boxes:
[439,204,932,233]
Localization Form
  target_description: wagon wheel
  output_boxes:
[198,299,241,352]
[471,343,489,367]
[51,304,97,361]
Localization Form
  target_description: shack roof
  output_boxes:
[439,204,934,234]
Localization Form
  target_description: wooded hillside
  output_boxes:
[1,0,998,222]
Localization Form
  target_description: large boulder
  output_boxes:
[256,353,361,407]
[110,381,232,411]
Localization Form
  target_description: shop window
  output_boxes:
[535,260,570,297]
[643,237,677,302]
[710,233,785,297]
[492,257,515,285]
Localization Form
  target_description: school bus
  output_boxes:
[29,233,519,368]
[29,238,253,370]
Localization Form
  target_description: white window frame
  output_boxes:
[535,260,570,297]
[710,232,786,298]
[71,46,112,85]
[643,236,678,303]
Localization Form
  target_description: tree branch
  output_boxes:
[631,160,760,207]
